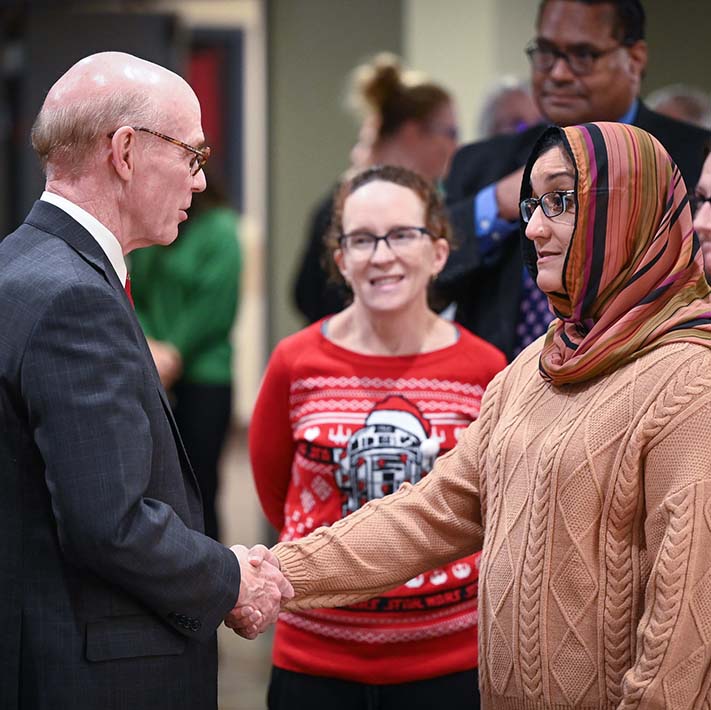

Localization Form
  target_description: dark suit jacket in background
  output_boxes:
[0,201,241,709]
[439,103,711,360]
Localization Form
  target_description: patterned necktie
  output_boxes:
[513,269,554,357]
[124,274,134,308]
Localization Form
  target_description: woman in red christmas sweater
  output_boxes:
[249,165,506,709]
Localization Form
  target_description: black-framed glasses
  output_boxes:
[339,226,434,258]
[525,39,625,76]
[520,190,576,223]
[690,193,711,215]
[108,126,211,175]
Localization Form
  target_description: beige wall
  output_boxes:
[404,0,539,143]
[643,0,711,94]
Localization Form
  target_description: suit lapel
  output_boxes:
[24,200,203,506]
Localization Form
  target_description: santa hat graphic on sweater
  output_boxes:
[366,395,440,458]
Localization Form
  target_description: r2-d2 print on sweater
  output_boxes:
[334,395,442,515]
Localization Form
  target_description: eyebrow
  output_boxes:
[543,170,576,182]
[536,37,604,52]
[345,223,414,234]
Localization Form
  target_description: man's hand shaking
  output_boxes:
[224,544,293,640]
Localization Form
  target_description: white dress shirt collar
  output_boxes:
[40,191,128,287]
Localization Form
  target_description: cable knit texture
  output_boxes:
[275,339,711,709]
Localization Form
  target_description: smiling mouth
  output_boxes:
[370,275,404,286]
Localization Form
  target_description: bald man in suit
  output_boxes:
[0,52,291,710]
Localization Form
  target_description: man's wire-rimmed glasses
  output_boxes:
[520,190,576,223]
[339,226,435,259]
[525,39,626,76]
[108,127,211,176]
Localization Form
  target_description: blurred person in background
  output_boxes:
[692,146,711,277]
[441,0,711,361]
[646,83,711,130]
[294,53,458,324]
[252,165,506,709]
[477,75,542,138]
[132,171,242,542]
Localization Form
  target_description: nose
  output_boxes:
[548,55,576,82]
[192,168,207,193]
[370,237,395,263]
[525,205,547,241]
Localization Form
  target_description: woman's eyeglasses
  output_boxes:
[520,190,576,223]
[339,226,434,258]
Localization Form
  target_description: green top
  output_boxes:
[131,207,242,385]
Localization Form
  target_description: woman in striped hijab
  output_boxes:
[520,121,711,383]
[253,121,711,708]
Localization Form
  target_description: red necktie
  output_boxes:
[124,274,134,308]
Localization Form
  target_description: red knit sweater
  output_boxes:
[249,321,506,684]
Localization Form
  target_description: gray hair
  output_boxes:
[645,83,711,131]
[478,75,537,139]
[31,88,162,177]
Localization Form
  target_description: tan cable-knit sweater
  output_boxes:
[274,340,711,708]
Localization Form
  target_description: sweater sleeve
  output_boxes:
[249,343,296,532]
[618,359,711,708]
[274,413,486,609]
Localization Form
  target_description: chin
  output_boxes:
[363,300,403,313]
[360,295,411,314]
[536,274,561,295]
[162,224,180,244]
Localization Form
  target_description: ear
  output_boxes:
[333,248,348,280]
[625,40,648,80]
[431,238,450,276]
[109,126,136,182]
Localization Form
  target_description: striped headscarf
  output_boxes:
[520,122,711,385]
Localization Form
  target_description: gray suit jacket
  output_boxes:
[0,201,241,709]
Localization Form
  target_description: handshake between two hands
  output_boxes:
[224,544,294,640]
